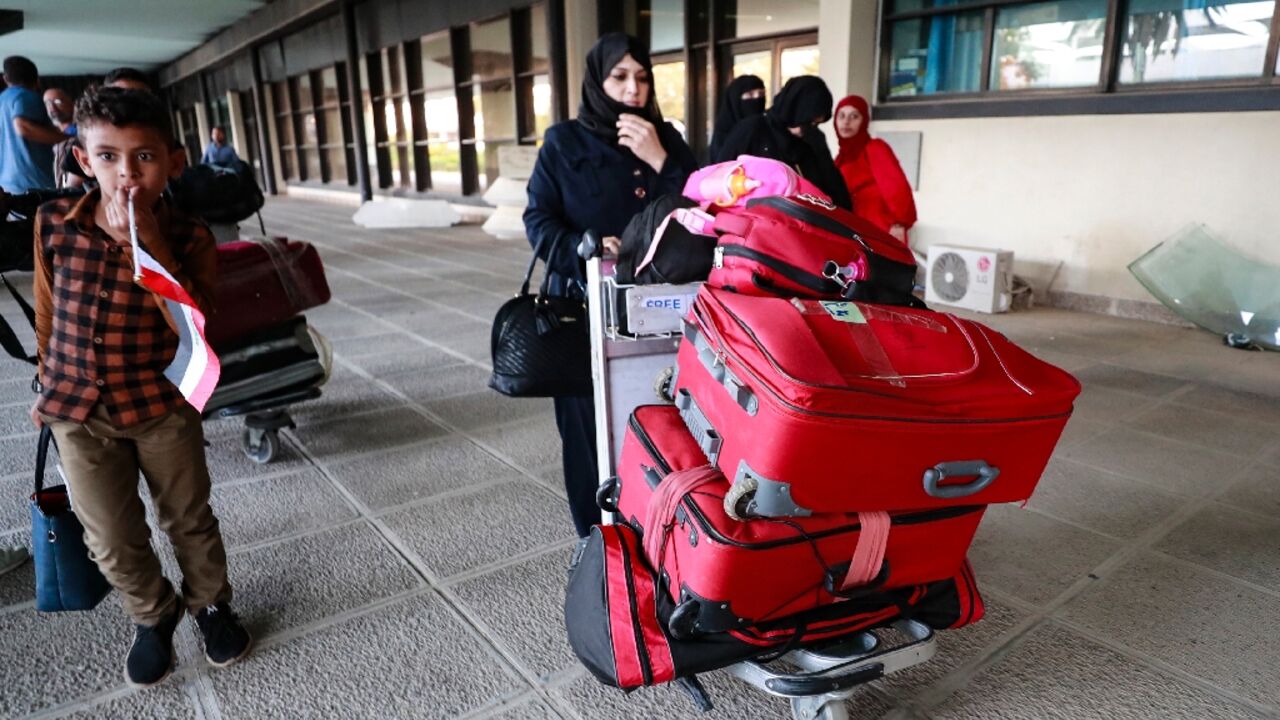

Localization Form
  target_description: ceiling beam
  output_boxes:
[0,9,23,37]
[159,0,338,86]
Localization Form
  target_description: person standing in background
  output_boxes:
[712,75,851,209]
[43,87,82,189]
[200,126,239,166]
[0,56,65,193]
[523,32,697,538]
[707,74,765,163]
[833,95,917,244]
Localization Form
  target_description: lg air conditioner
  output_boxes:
[924,244,1014,313]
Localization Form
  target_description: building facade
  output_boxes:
[160,0,1280,313]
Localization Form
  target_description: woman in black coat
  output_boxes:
[523,32,697,538]
[711,75,851,210]
[707,74,766,163]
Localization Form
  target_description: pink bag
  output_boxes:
[683,155,830,209]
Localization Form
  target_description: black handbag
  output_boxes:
[488,235,592,398]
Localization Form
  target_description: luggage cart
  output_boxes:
[583,243,938,720]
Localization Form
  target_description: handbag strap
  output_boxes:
[34,425,52,496]
[520,234,550,297]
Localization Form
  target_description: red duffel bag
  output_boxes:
[709,194,919,305]
[673,285,1081,516]
[207,237,330,350]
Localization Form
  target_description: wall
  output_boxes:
[873,111,1280,304]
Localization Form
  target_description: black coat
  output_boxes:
[523,120,697,298]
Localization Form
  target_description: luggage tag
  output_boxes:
[790,298,907,388]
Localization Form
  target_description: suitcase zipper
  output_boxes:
[747,196,915,270]
[628,413,983,551]
[616,533,654,686]
[718,245,841,296]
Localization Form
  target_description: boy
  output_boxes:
[32,85,250,688]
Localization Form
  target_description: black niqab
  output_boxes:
[766,75,834,130]
[709,75,766,160]
[577,32,663,143]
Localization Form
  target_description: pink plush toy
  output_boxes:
[682,155,830,208]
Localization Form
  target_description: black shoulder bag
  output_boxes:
[488,235,592,398]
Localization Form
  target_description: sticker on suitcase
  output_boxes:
[817,301,866,323]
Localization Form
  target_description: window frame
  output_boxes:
[876,0,1280,118]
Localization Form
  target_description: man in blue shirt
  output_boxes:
[0,56,65,193]
[200,126,240,166]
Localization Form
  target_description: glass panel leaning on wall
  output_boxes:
[1120,0,1277,83]
[889,10,986,96]
[992,0,1109,90]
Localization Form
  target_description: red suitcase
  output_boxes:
[708,194,918,305]
[207,237,331,349]
[673,286,1080,516]
[609,404,986,636]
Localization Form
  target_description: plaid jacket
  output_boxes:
[33,190,217,427]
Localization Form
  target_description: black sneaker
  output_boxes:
[194,602,252,667]
[125,605,181,689]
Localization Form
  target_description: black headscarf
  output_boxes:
[577,32,663,143]
[766,75,834,130]
[709,75,766,161]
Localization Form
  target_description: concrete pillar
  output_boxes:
[194,101,211,157]
[563,0,599,119]
[818,0,880,145]
[227,91,250,160]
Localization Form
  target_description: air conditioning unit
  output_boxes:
[925,244,1014,313]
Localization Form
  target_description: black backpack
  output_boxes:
[170,159,265,224]
[615,194,717,286]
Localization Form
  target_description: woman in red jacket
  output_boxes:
[834,95,916,243]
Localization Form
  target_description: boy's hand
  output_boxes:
[101,187,160,250]
[30,400,42,429]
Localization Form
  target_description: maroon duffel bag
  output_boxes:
[207,236,330,350]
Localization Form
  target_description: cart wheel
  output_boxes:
[241,428,278,464]
[790,697,849,720]
[653,366,676,403]
[668,599,700,640]
[722,475,759,521]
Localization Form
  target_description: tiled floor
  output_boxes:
[0,197,1277,719]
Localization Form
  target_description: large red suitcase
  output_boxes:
[673,286,1080,516]
[207,237,330,349]
[708,194,918,305]
[609,404,986,636]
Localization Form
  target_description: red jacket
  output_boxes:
[837,139,917,242]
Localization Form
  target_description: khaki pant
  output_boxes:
[44,403,232,625]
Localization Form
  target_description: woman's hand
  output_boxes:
[602,236,621,257]
[889,224,907,243]
[616,115,668,173]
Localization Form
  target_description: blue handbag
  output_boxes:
[30,426,111,612]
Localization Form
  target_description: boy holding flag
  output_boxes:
[32,85,249,688]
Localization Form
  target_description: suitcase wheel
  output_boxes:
[722,475,759,522]
[668,599,700,639]
[241,427,279,464]
[653,366,677,403]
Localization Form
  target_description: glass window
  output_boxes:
[301,111,318,145]
[1120,0,1276,83]
[732,50,773,98]
[421,32,454,89]
[780,45,820,86]
[532,74,552,139]
[424,89,459,144]
[318,67,340,105]
[652,60,687,139]
[648,0,685,52]
[530,4,551,74]
[992,0,1108,90]
[720,0,819,39]
[471,17,514,81]
[888,11,985,96]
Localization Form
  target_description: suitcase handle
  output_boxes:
[681,319,758,416]
[922,461,1000,498]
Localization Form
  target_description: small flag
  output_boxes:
[129,197,221,412]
